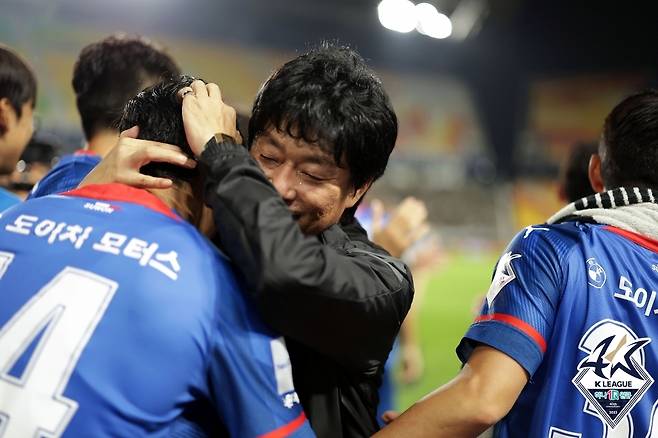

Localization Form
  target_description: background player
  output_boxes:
[0,76,313,437]
[29,34,180,198]
[0,44,36,210]
[376,90,658,436]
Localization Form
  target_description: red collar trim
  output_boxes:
[74,149,99,156]
[604,225,658,253]
[63,183,180,221]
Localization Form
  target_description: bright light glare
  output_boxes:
[378,0,418,33]
[415,2,453,39]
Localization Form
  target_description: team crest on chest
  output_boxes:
[572,319,653,428]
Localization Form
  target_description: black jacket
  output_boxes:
[199,137,414,437]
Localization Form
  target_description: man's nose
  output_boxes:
[270,164,298,201]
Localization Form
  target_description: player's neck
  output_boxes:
[85,130,119,158]
[148,183,208,230]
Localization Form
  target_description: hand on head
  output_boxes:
[178,80,243,156]
[79,126,196,189]
[80,80,240,189]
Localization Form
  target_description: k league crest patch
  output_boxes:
[572,320,653,428]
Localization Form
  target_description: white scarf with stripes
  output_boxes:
[547,187,658,241]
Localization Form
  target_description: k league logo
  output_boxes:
[572,320,653,428]
[586,258,607,289]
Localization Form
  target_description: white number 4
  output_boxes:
[0,267,117,437]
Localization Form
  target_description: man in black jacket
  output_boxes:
[84,44,413,437]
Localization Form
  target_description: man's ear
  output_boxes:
[0,98,14,136]
[347,180,373,208]
[588,153,605,193]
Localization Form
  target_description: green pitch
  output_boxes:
[397,251,499,410]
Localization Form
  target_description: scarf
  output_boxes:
[547,187,658,241]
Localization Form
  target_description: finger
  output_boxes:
[120,126,140,138]
[191,80,209,98]
[177,86,193,103]
[140,146,197,169]
[206,83,222,101]
[120,136,186,154]
[381,411,400,424]
[129,173,174,190]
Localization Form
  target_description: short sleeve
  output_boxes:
[457,226,566,376]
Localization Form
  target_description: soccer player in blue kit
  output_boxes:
[28,34,180,199]
[0,45,36,211]
[0,77,314,437]
[376,90,658,437]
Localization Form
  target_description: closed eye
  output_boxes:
[300,171,331,183]
[259,154,280,166]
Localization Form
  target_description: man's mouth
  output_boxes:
[291,213,301,221]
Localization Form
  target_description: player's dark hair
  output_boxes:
[560,142,597,202]
[0,45,37,126]
[602,89,658,190]
[73,34,180,141]
[117,75,196,184]
[248,42,398,195]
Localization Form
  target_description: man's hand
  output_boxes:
[178,80,243,157]
[79,126,196,189]
[372,197,430,258]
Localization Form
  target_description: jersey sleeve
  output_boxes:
[206,254,315,438]
[28,157,98,199]
[457,226,566,376]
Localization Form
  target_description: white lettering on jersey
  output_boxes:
[270,337,300,409]
[614,276,658,317]
[486,252,522,308]
[0,267,117,437]
[0,252,14,280]
[83,202,116,214]
[4,214,180,281]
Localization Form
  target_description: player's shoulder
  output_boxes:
[29,155,98,198]
[501,221,598,276]
[509,220,594,251]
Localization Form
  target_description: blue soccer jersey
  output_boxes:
[28,151,101,199]
[0,187,20,212]
[458,221,658,437]
[0,183,314,438]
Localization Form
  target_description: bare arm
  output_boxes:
[374,345,528,437]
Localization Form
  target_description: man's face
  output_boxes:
[250,127,366,235]
[0,101,34,175]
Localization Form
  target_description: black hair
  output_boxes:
[560,141,597,202]
[0,45,37,123]
[117,75,196,184]
[601,89,658,189]
[73,34,180,140]
[20,137,58,166]
[248,42,398,193]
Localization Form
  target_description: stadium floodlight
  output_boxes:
[415,2,453,39]
[378,0,418,33]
